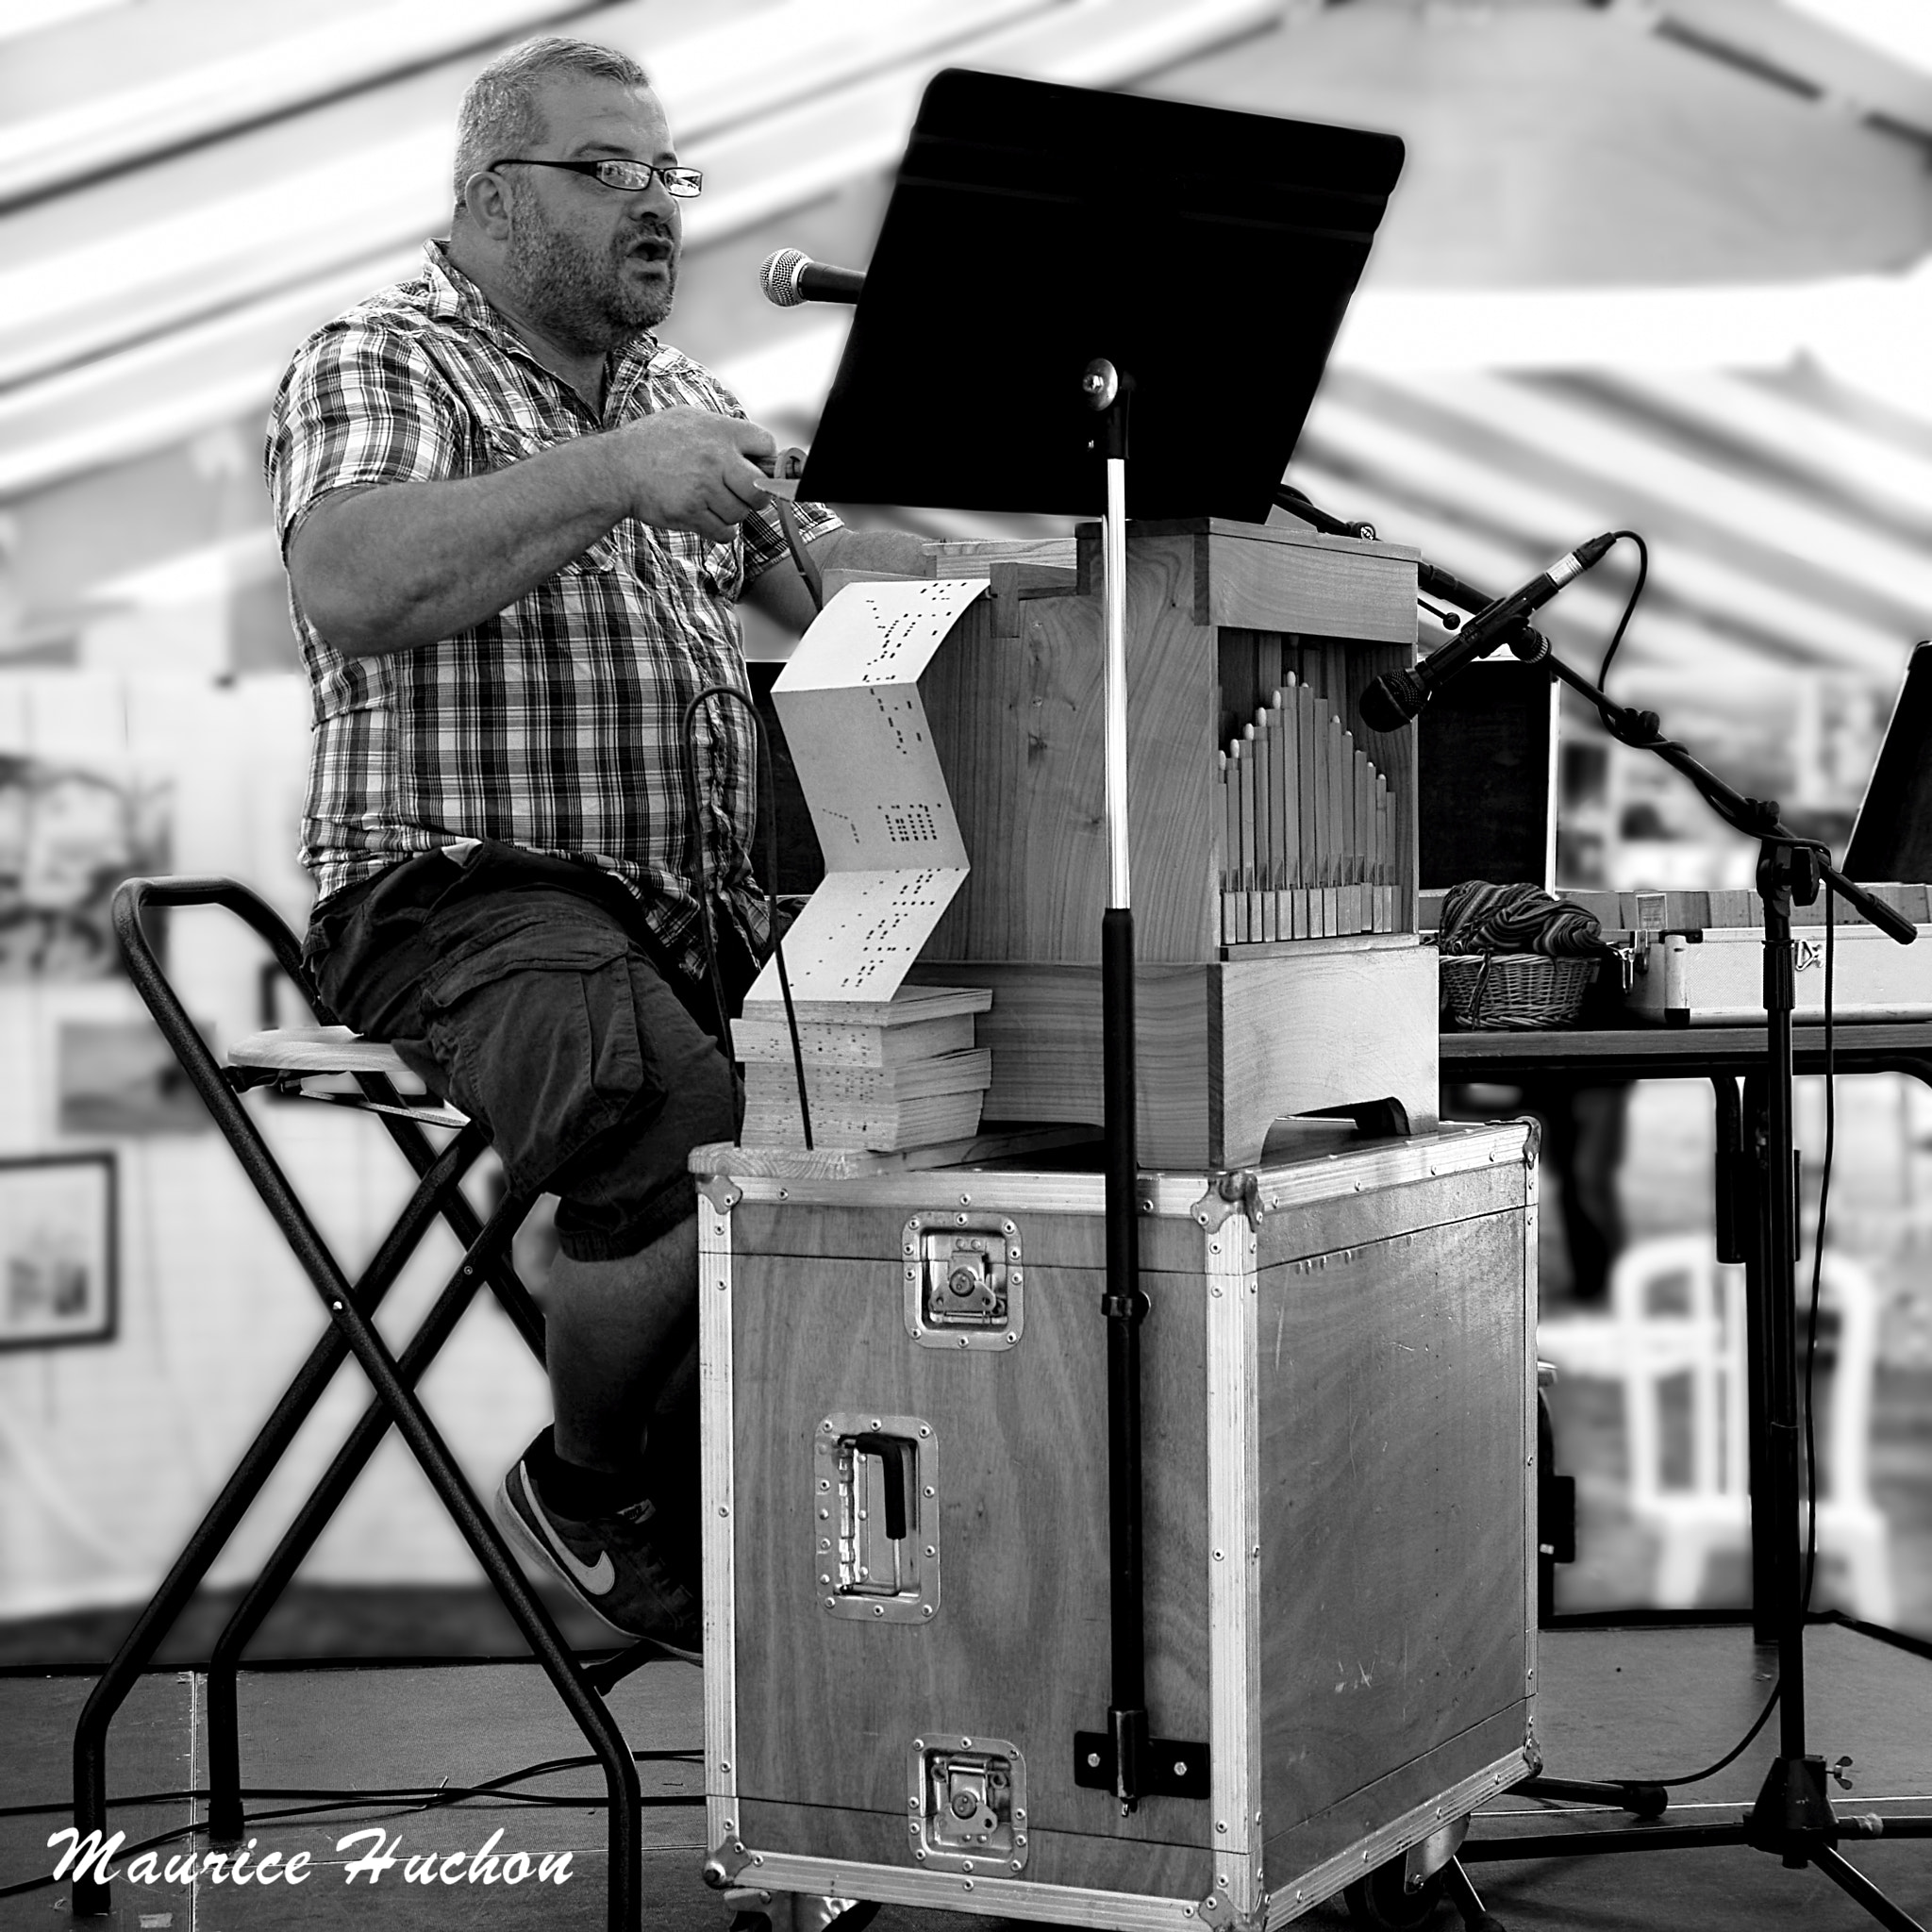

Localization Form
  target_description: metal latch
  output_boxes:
[907,1736,1026,1874]
[814,1412,940,1623]
[904,1214,1024,1351]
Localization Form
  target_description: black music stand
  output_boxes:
[785,66,1403,1816]
[795,68,1402,520]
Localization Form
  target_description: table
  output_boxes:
[1441,1019,1932,1634]
[1441,1020,1932,1086]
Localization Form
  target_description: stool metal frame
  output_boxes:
[69,875,649,1930]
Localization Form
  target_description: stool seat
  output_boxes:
[230,1024,414,1076]
[229,1026,469,1129]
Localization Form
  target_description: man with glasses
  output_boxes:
[265,36,926,1657]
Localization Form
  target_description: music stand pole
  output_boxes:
[1086,358,1152,1815]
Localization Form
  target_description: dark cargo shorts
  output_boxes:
[303,843,749,1262]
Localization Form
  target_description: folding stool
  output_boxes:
[67,875,658,1930]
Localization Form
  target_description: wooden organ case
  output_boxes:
[901,518,1440,1165]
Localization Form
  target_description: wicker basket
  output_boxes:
[1441,952,1600,1031]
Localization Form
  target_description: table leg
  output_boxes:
[1742,1070,1778,1641]
[1712,1074,1746,1266]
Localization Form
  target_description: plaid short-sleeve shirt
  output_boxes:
[264,242,840,977]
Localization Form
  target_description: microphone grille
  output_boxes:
[758,248,809,308]
[1358,670,1425,735]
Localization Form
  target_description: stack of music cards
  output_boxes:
[734,985,992,1152]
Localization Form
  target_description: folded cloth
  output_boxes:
[1438,879,1609,958]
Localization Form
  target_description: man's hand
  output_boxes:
[608,408,775,541]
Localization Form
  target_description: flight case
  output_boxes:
[696,1121,1538,1930]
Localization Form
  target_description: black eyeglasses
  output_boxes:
[490,158,703,197]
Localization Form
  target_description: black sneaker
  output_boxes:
[495,1440,702,1661]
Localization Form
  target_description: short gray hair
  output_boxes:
[453,37,652,208]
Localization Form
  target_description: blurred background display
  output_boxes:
[4,0,1932,1657]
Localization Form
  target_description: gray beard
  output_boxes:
[503,203,675,357]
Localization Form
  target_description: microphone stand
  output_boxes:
[1457,645,1932,1928]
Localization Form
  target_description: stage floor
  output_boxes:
[4,1621,1929,1930]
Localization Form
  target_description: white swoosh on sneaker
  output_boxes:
[529,1500,617,1595]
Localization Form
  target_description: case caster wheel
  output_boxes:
[1343,1859,1446,1930]
[1345,1849,1505,1932]
[726,1897,880,1932]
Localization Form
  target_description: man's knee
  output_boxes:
[546,972,737,1260]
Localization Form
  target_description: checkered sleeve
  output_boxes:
[739,496,843,581]
[265,319,466,556]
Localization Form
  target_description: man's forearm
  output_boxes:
[289,437,629,658]
[808,527,931,578]
[738,525,933,638]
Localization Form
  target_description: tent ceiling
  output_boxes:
[1150,0,1932,286]
[1288,362,1926,695]
[3,0,1932,701]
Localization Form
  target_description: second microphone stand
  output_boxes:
[1455,639,1932,1929]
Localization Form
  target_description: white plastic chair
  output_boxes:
[1538,1233,1893,1622]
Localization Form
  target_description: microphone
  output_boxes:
[1358,533,1618,733]
[759,248,865,308]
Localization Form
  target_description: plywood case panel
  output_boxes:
[725,1213,1214,1866]
[1256,1206,1534,1883]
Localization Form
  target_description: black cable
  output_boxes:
[1590,1013,1836,1801]
[1541,854,1847,1800]
[1594,530,1648,687]
[0,1748,701,1821]
[1801,886,1838,1615]
[679,682,756,1056]
[760,496,827,1143]
[1550,851,1840,1800]
[774,493,824,615]
[1647,1678,1783,1789]
[679,683,813,1146]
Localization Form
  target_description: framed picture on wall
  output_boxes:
[0,756,173,984]
[0,1153,117,1351]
